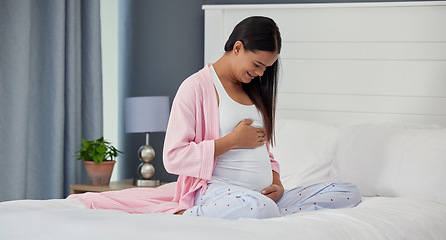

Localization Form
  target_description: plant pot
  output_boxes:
[83,160,116,186]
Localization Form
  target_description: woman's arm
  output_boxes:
[163,80,216,180]
[262,142,283,202]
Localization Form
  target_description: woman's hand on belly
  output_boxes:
[261,171,284,202]
[214,119,265,158]
[261,184,284,202]
[230,119,265,149]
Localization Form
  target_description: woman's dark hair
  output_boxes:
[225,16,282,145]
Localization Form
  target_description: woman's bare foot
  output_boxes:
[174,210,185,215]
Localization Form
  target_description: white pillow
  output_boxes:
[331,123,446,205]
[272,119,338,190]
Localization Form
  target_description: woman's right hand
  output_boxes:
[214,119,265,158]
[230,119,266,149]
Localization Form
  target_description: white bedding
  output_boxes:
[1,197,445,240]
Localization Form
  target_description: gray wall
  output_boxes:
[118,0,206,182]
[118,0,435,182]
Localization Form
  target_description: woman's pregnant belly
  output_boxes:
[210,145,272,192]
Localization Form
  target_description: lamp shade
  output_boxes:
[125,96,170,133]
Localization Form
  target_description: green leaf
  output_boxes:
[93,154,101,165]
[74,137,123,162]
[82,139,90,148]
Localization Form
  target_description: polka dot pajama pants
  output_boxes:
[182,182,361,220]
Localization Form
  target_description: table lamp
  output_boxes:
[125,96,170,187]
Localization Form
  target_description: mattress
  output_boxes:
[1,197,445,240]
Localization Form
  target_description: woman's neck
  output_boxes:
[213,55,253,106]
[213,54,240,88]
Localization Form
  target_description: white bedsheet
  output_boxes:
[1,197,445,240]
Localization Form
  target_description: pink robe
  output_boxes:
[68,64,280,214]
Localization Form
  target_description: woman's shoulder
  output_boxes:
[178,65,213,92]
[171,64,218,119]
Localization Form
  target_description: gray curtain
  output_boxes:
[0,0,103,201]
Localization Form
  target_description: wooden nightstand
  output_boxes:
[70,179,155,194]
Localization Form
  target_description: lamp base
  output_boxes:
[133,178,160,187]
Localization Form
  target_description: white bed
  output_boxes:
[0,196,445,239]
[1,2,446,239]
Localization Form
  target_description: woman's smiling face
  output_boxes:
[232,41,279,84]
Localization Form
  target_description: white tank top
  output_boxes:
[209,65,272,192]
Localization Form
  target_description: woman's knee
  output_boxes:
[184,192,280,220]
[214,193,280,219]
[338,182,362,207]
[320,182,362,208]
[240,194,280,219]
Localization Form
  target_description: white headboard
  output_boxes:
[203,1,446,126]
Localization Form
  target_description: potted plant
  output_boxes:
[75,137,123,186]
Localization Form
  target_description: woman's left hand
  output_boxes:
[262,183,284,202]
